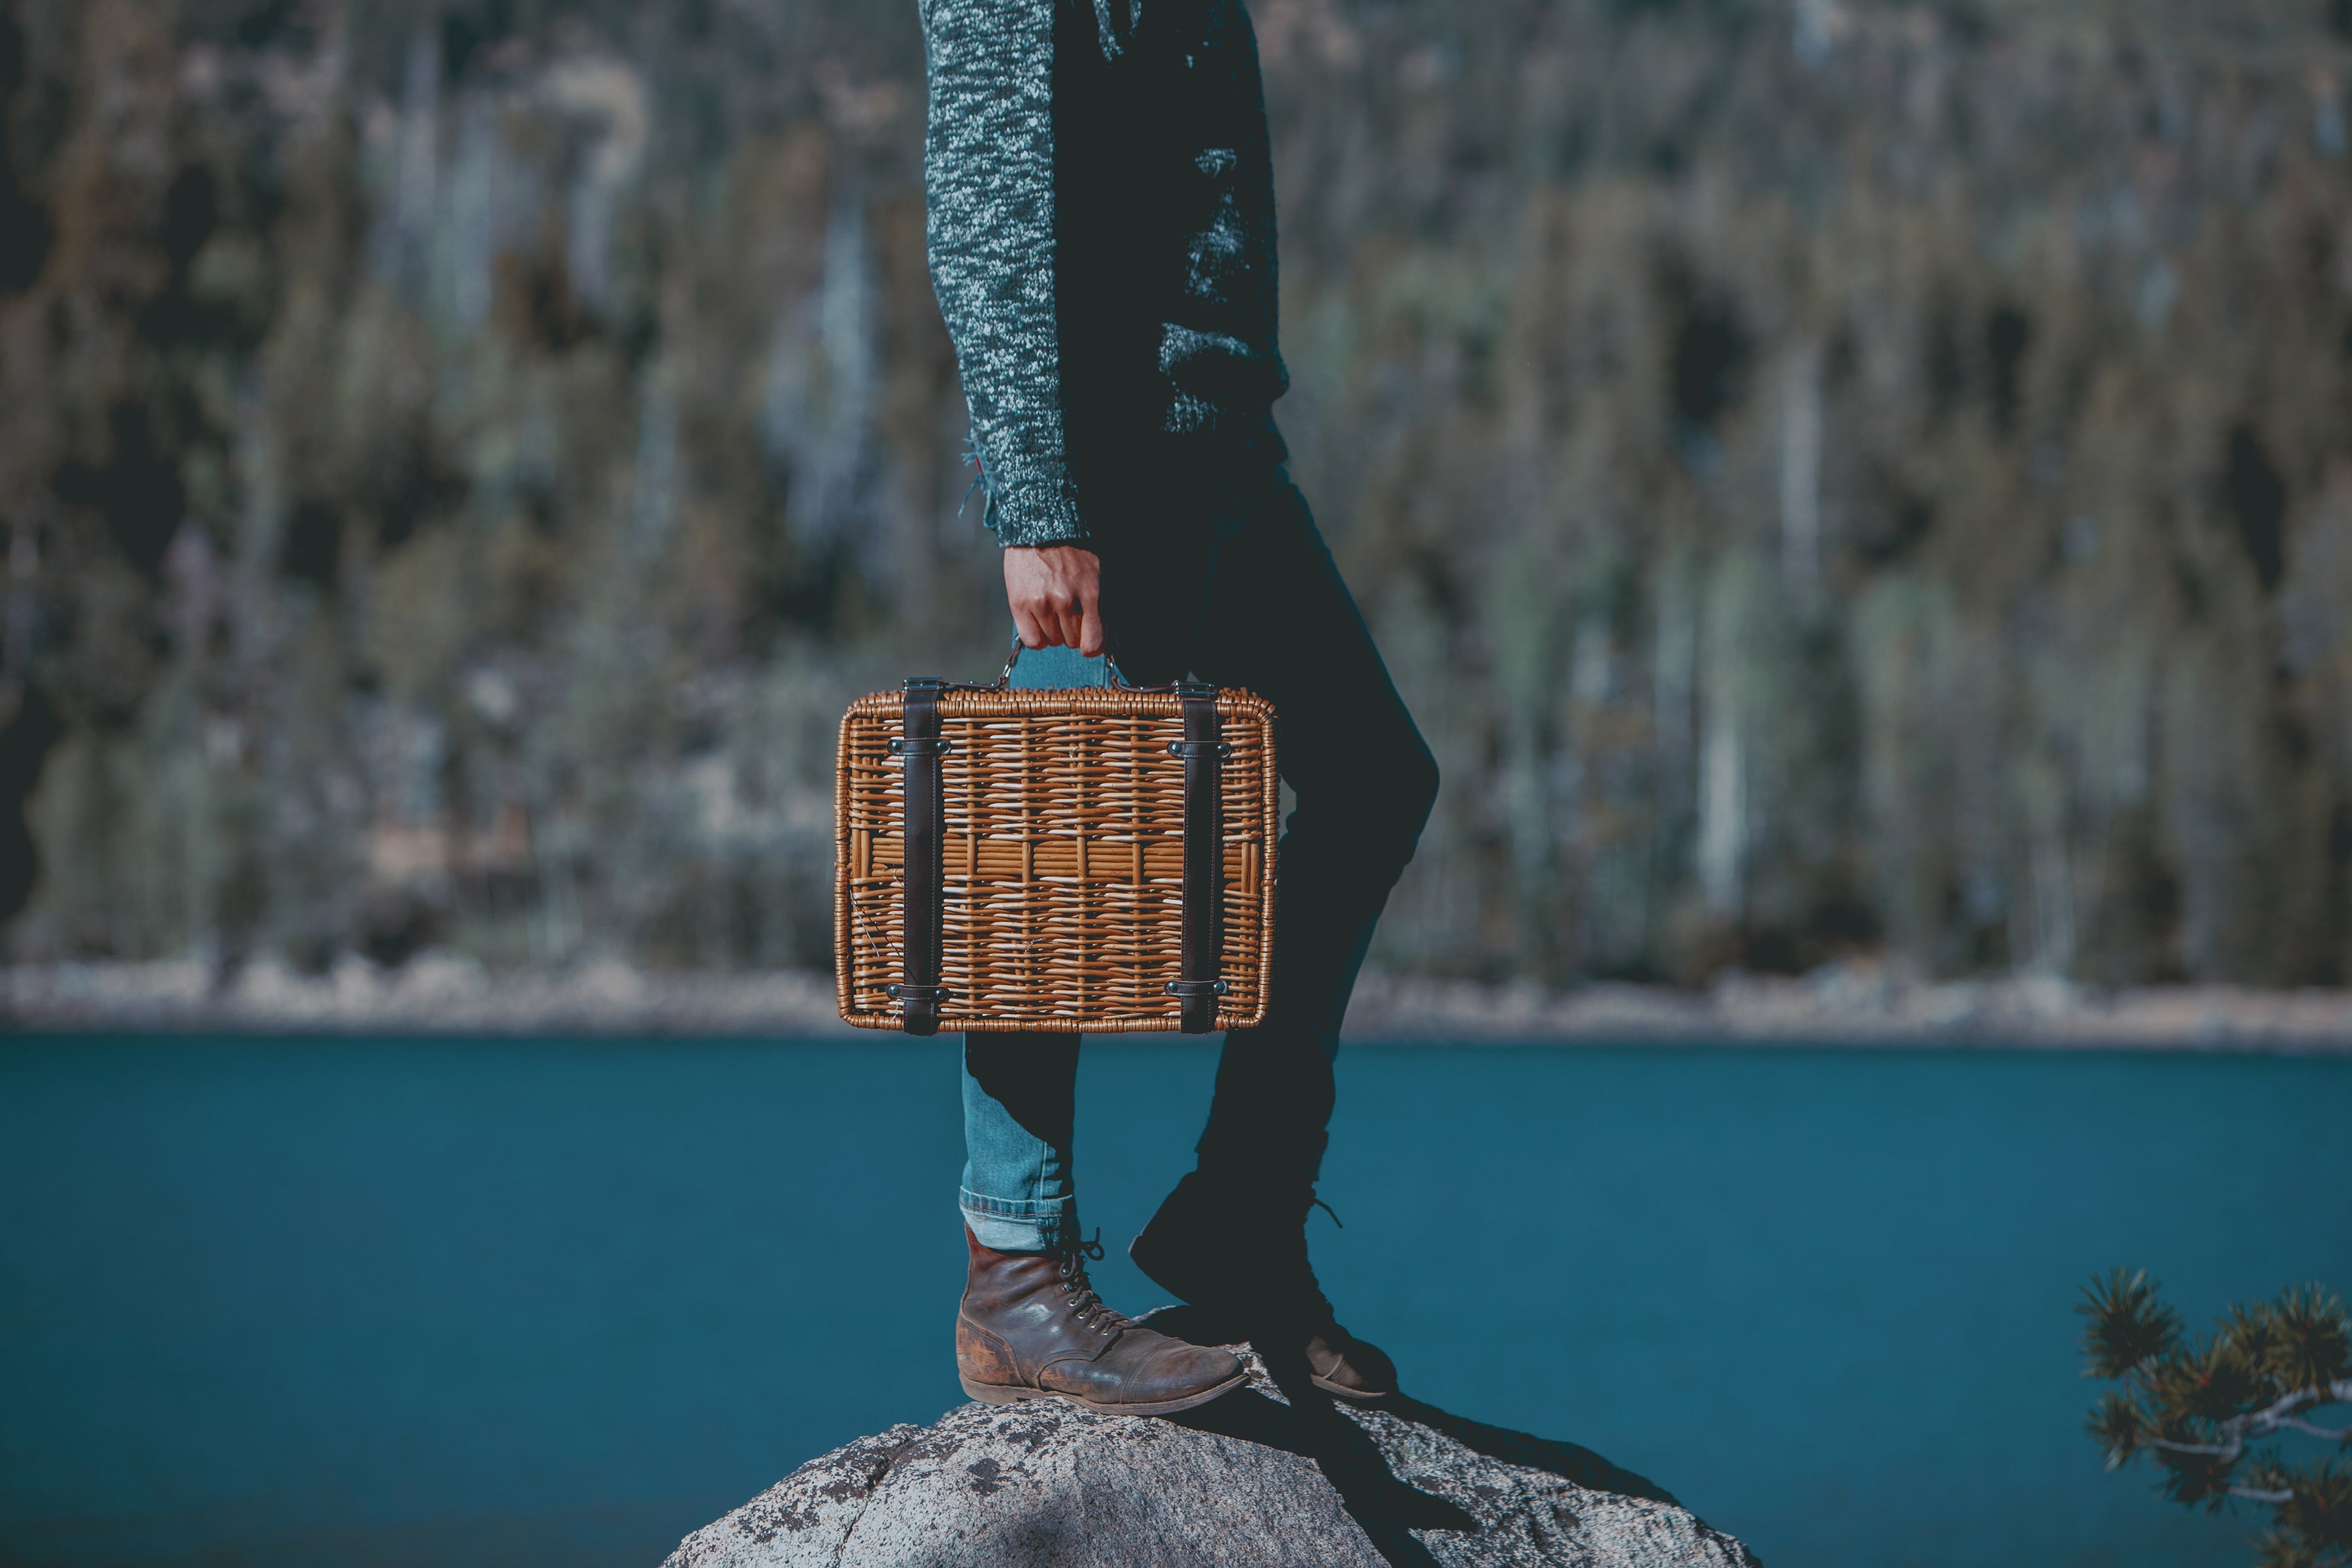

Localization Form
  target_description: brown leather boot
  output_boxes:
[1128,1174,1397,1401]
[956,1227,1247,1416]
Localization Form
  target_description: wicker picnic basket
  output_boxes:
[834,653,1278,1036]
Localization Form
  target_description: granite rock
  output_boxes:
[661,1335,1759,1568]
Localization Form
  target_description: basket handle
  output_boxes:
[992,638,1177,693]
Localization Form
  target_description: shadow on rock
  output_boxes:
[1171,1373,1476,1567]
[1383,1395,1678,1508]
[1146,1304,1676,1568]
[1144,1303,1674,1501]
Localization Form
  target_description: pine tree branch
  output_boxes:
[2146,1435,2244,1458]
[2234,1380,2352,1438]
[2134,1380,2351,1463]
[2086,1275,2352,1565]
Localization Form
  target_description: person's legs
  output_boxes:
[1186,470,1437,1190]
[951,623,1246,1414]
[959,1032,1081,1252]
[1114,458,1439,1397]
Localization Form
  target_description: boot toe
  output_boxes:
[1135,1339,1247,1405]
[1043,1333,1243,1413]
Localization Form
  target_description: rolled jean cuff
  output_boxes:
[960,1189,1075,1254]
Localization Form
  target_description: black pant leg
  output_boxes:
[1179,468,1440,1190]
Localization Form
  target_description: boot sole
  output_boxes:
[1310,1373,1392,1402]
[958,1370,1248,1417]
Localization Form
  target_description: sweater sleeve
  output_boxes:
[919,0,1087,547]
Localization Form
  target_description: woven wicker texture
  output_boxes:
[836,687,1279,1032]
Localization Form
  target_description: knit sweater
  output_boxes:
[919,0,1289,547]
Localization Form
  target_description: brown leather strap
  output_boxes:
[891,678,949,1035]
[1167,683,1226,1034]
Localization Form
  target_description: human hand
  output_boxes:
[1002,545,1105,657]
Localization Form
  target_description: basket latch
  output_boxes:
[1174,681,1223,1034]
[898,677,949,1036]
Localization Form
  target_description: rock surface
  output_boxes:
[662,1333,1758,1568]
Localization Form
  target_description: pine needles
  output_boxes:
[2080,1270,2352,1567]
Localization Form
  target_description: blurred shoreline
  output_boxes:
[3,957,2347,1051]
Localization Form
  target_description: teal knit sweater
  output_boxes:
[919,0,1290,547]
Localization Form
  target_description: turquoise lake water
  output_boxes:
[2,1035,2347,1567]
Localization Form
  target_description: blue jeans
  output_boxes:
[960,458,1439,1252]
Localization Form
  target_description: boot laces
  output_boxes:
[1056,1230,1133,1337]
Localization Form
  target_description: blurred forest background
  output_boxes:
[5,0,2352,991]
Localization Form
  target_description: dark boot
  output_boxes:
[1128,1173,1397,1401]
[956,1226,1247,1416]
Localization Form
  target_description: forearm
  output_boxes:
[920,0,1085,546]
